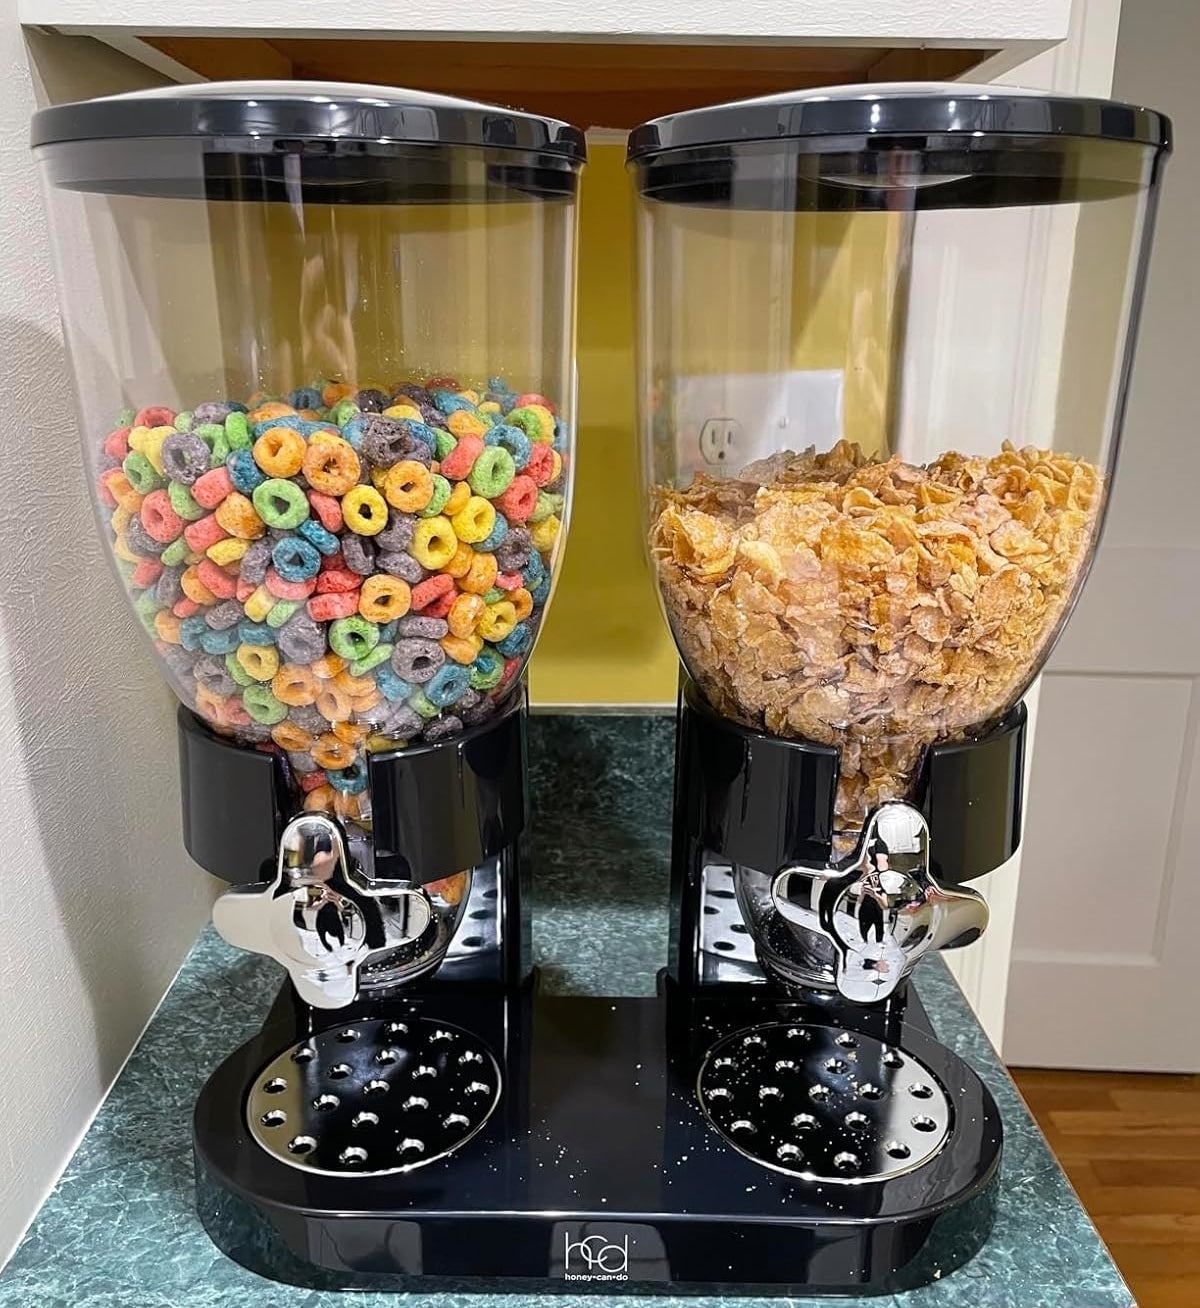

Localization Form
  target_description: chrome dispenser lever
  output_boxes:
[212,813,440,1009]
[771,802,988,1003]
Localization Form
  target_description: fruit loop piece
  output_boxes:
[243,685,288,725]
[167,481,205,523]
[302,434,360,494]
[226,449,265,494]
[391,637,445,684]
[315,682,354,723]
[214,491,265,540]
[192,467,234,509]
[309,491,344,532]
[510,587,534,621]
[329,616,380,662]
[410,517,457,570]
[427,662,471,707]
[359,575,411,622]
[525,442,556,486]
[507,404,556,442]
[305,591,358,623]
[253,426,305,477]
[448,592,486,637]
[272,536,321,582]
[253,478,309,529]
[497,623,532,657]
[467,446,516,499]
[447,409,489,440]
[451,495,496,545]
[441,540,474,580]
[340,485,386,536]
[382,460,434,512]
[439,433,483,482]
[477,601,517,643]
[266,568,317,601]
[441,634,482,665]
[315,566,360,594]
[272,663,317,706]
[411,574,455,612]
[496,475,538,523]
[312,733,355,769]
[272,721,313,751]
[196,558,237,599]
[460,550,498,596]
[297,517,340,556]
[486,424,531,471]
[531,515,561,553]
[236,643,280,682]
[140,489,183,543]
[161,431,211,484]
[328,758,369,795]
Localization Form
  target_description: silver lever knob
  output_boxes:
[771,802,988,1004]
[212,813,433,1009]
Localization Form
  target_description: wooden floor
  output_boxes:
[1011,1068,1200,1308]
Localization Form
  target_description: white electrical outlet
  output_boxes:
[673,370,844,479]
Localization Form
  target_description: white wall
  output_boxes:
[0,17,216,1264]
[1004,0,1200,1071]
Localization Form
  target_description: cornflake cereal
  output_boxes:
[651,440,1103,831]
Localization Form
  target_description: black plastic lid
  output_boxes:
[628,83,1171,161]
[32,80,586,162]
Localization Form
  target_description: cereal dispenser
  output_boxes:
[625,85,1170,1288]
[32,82,586,1285]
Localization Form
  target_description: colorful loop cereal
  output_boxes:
[139,489,183,543]
[381,461,434,513]
[328,616,380,662]
[161,431,211,484]
[411,516,458,570]
[439,433,483,482]
[95,375,567,821]
[272,536,321,583]
[476,600,517,643]
[391,637,445,684]
[236,643,280,682]
[359,574,411,623]
[252,478,309,530]
[467,446,515,499]
[242,685,288,724]
[451,494,497,545]
[496,474,538,523]
[342,484,389,535]
[272,663,317,706]
[302,434,360,494]
[253,426,305,477]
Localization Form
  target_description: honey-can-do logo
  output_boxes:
[563,1231,630,1281]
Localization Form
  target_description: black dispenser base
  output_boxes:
[194,985,1000,1296]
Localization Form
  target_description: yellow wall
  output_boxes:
[529,142,903,706]
[530,143,680,706]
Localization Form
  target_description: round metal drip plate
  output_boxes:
[247,1017,500,1176]
[697,1022,951,1183]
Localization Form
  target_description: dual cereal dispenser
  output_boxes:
[31,80,1169,1294]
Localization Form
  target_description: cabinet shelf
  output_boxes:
[20,0,1069,126]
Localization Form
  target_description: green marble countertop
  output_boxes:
[0,714,1133,1308]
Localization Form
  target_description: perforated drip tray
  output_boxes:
[246,1016,501,1176]
[697,1022,951,1182]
